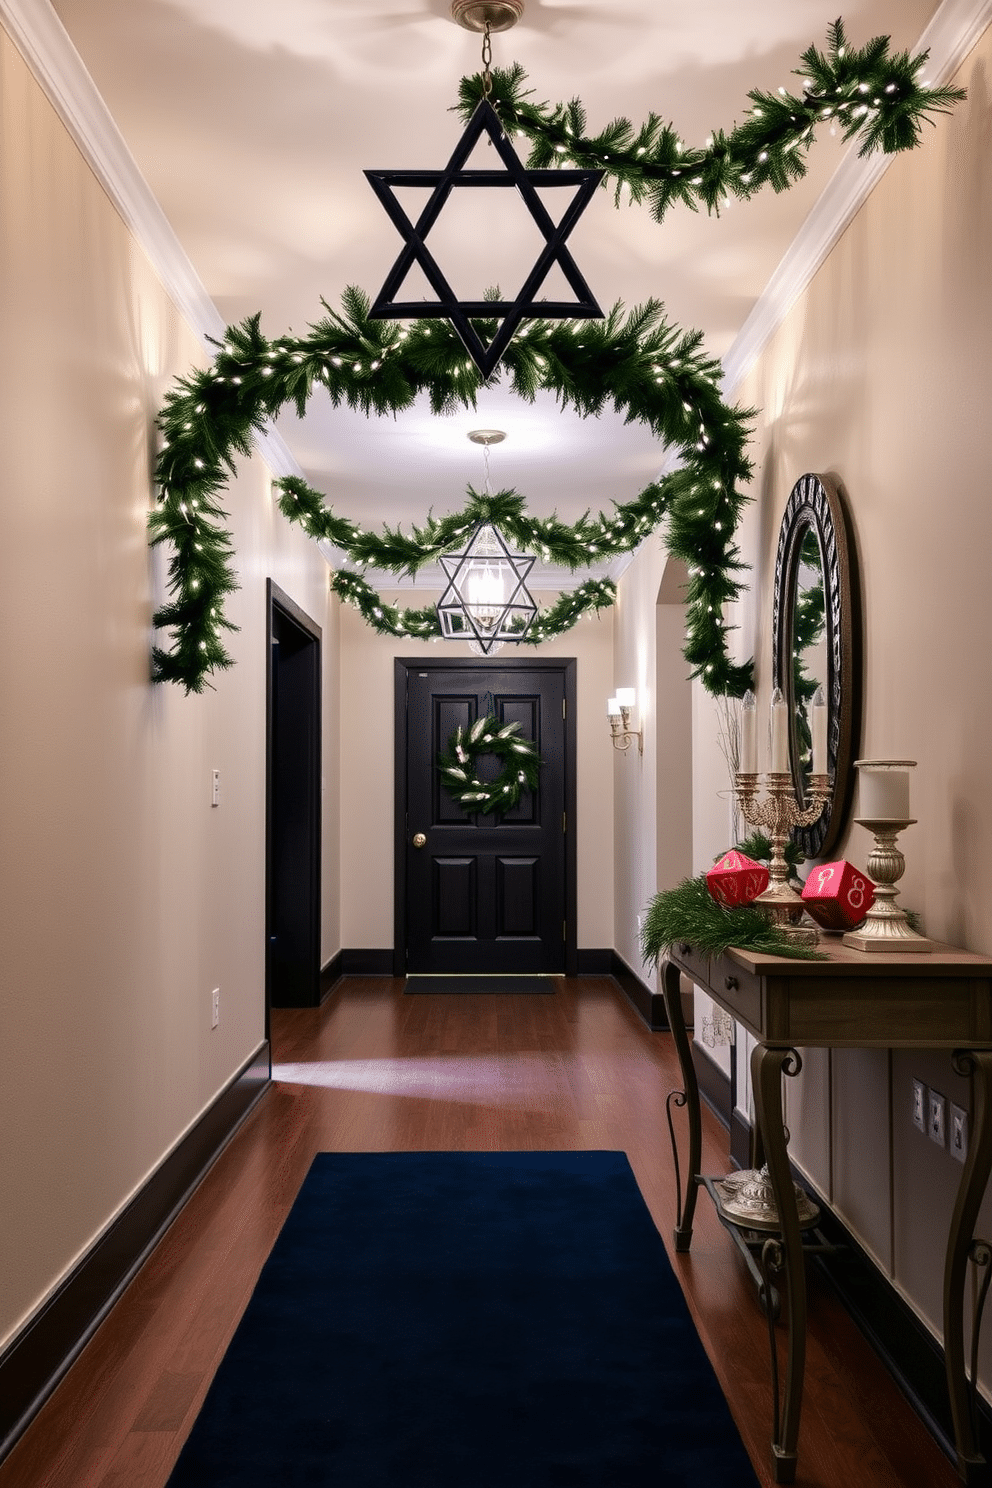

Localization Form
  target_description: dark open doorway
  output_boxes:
[266,581,322,1013]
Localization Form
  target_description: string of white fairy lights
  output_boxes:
[150,21,961,694]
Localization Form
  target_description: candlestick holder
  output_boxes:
[842,818,933,952]
[734,771,832,946]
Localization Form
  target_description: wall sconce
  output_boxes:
[607,688,643,755]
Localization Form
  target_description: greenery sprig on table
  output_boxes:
[640,873,824,964]
[150,292,754,693]
[456,20,963,221]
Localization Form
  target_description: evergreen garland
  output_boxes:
[640,873,824,964]
[151,292,754,693]
[149,19,962,695]
[438,716,542,815]
[456,20,963,221]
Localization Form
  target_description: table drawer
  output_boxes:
[671,942,711,989]
[709,955,763,1029]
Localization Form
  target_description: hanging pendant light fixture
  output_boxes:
[365,4,603,379]
[436,431,538,655]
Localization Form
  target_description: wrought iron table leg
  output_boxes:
[944,1049,992,1486]
[751,1042,806,1486]
[661,957,701,1251]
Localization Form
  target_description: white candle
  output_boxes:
[810,685,827,776]
[607,697,619,717]
[857,760,914,819]
[740,690,756,773]
[770,687,789,773]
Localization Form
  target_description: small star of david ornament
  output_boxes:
[365,99,604,377]
[436,522,538,653]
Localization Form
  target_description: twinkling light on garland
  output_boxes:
[455,20,963,220]
[151,292,754,693]
[149,18,961,695]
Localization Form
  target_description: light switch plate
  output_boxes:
[929,1089,947,1147]
[912,1078,927,1133]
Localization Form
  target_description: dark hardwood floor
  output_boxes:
[0,977,960,1488]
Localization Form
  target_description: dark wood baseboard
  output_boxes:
[694,1043,733,1127]
[0,1042,270,1465]
[576,947,613,975]
[811,1201,992,1464]
[328,949,397,979]
[730,1105,753,1170]
[688,1052,992,1464]
[600,950,671,1030]
[320,951,343,998]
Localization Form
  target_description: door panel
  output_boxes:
[434,858,476,937]
[400,662,571,975]
[496,857,539,937]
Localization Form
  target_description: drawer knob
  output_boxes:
[724,975,739,991]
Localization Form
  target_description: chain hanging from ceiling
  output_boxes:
[365,12,604,378]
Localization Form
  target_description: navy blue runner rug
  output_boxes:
[167,1151,759,1487]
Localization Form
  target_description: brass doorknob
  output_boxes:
[412,833,427,848]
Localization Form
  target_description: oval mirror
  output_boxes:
[771,473,861,859]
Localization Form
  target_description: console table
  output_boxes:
[660,939,992,1486]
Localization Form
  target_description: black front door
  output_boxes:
[396,659,575,975]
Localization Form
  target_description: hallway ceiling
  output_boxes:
[51,0,939,585]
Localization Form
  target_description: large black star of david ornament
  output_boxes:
[365,100,605,378]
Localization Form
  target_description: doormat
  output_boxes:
[404,974,556,994]
[165,1151,759,1487]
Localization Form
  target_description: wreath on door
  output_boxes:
[438,716,541,816]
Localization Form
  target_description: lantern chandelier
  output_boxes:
[436,431,539,655]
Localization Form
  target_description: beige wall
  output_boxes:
[338,594,615,952]
[7,0,992,1411]
[614,20,992,1380]
[0,29,338,1351]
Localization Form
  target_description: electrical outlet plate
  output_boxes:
[950,1103,969,1164]
[912,1078,927,1132]
[211,769,220,807]
[929,1089,947,1147]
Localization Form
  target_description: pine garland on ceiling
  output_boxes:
[151,291,754,694]
[149,20,962,695]
[455,19,963,219]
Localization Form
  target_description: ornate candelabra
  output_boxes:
[735,771,832,946]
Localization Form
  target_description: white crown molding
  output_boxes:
[0,0,302,479]
[721,0,992,397]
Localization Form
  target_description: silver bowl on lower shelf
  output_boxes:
[714,1166,820,1233]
